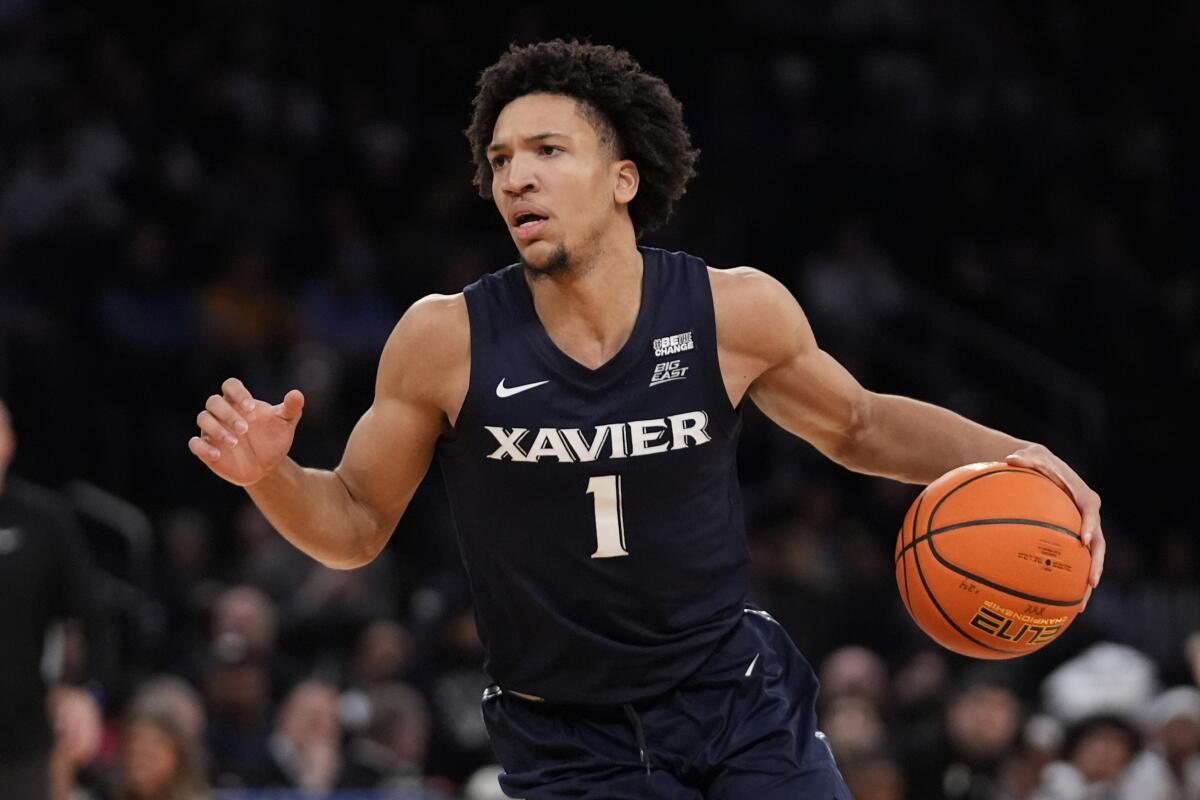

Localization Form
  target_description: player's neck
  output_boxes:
[524,238,644,369]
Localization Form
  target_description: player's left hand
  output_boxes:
[1005,444,1104,610]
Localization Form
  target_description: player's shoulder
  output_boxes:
[707,265,812,366]
[707,263,787,291]
[707,265,802,324]
[378,293,469,383]
[400,292,469,336]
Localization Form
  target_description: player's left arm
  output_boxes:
[711,266,1104,590]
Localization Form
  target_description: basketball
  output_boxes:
[894,462,1091,659]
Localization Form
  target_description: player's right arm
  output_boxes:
[188,294,469,569]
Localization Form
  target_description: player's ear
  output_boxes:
[613,159,639,205]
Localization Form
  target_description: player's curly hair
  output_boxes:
[466,39,700,238]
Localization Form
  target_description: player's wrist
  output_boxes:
[242,455,294,489]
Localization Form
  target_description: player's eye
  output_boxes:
[490,155,508,169]
[539,145,560,156]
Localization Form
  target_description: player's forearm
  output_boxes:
[245,457,386,569]
[840,392,1033,485]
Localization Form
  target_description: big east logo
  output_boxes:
[650,360,688,387]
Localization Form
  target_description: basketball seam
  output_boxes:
[893,517,1082,564]
[924,540,1083,607]
[893,467,1081,566]
[908,491,1007,654]
[925,469,1084,608]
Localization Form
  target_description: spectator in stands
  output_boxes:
[0,398,105,800]
[118,710,211,800]
[903,668,1023,799]
[338,682,434,792]
[1133,687,1200,799]
[197,636,273,788]
[1033,713,1147,800]
[264,680,343,792]
[127,676,208,758]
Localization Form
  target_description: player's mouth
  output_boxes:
[509,207,551,241]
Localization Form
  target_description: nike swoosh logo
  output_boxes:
[745,653,760,677]
[496,378,549,398]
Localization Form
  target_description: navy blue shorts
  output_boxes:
[481,607,853,799]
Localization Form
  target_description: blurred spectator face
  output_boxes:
[1165,716,1200,763]
[821,645,888,708]
[122,718,183,799]
[823,695,885,760]
[1071,721,1136,782]
[1163,714,1200,765]
[368,682,432,767]
[278,681,341,748]
[947,685,1020,761]
[213,585,276,655]
[130,675,207,743]
[1145,687,1200,765]
[354,619,413,686]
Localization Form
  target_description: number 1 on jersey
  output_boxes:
[587,474,628,558]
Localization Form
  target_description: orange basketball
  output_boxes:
[894,462,1091,659]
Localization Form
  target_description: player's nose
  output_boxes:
[500,152,539,195]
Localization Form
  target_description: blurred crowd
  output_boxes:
[0,0,1197,798]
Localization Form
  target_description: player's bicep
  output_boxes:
[750,344,869,455]
[334,296,464,533]
[737,271,871,458]
[336,392,443,532]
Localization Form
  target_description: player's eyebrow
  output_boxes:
[487,132,571,153]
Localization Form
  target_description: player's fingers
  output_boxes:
[1088,532,1106,588]
[1004,451,1034,467]
[196,410,239,448]
[1046,457,1102,541]
[205,394,249,434]
[275,389,305,422]
[221,377,258,414]
[188,435,221,461]
[1006,452,1070,496]
[1080,502,1102,548]
[1064,475,1100,544]
[1007,450,1102,544]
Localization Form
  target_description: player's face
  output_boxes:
[488,93,631,273]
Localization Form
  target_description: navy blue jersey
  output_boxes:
[436,246,747,704]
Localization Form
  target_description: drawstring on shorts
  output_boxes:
[621,703,654,774]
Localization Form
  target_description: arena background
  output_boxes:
[1,1,1197,798]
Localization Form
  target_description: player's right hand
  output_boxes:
[189,378,305,487]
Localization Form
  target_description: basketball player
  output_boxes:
[189,40,1105,799]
